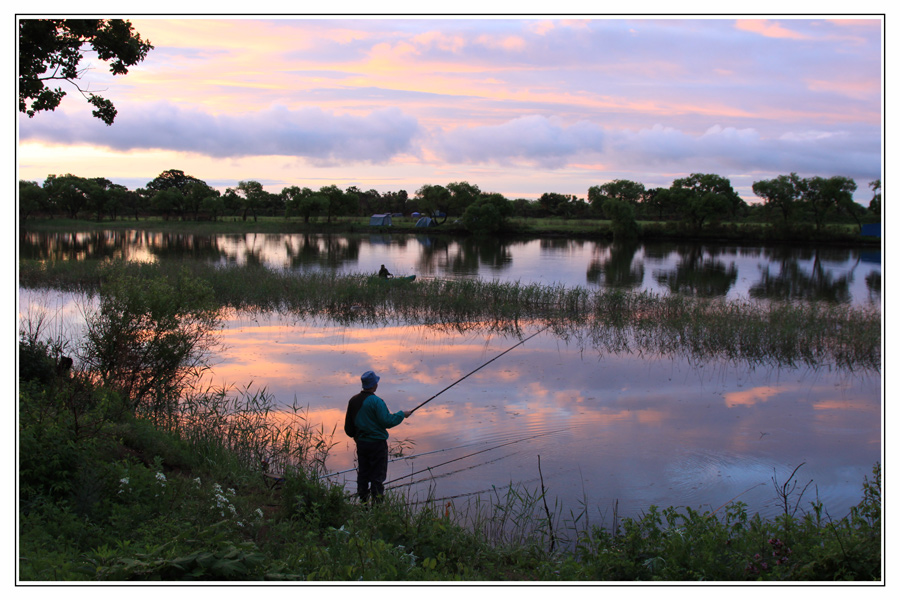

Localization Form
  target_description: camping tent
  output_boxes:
[415,216,435,228]
[369,214,392,226]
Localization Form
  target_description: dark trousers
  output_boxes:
[356,439,389,504]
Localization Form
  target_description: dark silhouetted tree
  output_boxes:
[19,19,153,125]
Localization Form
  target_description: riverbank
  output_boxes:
[17,233,883,582]
[19,338,882,581]
[19,216,881,247]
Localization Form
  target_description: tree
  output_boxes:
[640,187,674,221]
[183,181,219,220]
[43,173,90,218]
[19,180,47,220]
[319,184,358,223]
[84,177,128,221]
[231,180,267,222]
[868,180,881,216]
[802,176,857,231]
[150,187,184,221]
[538,192,568,216]
[461,193,513,234]
[19,19,153,125]
[589,179,646,218]
[145,169,207,195]
[751,173,804,227]
[416,184,452,220]
[283,186,322,223]
[446,181,481,215]
[382,190,409,215]
[672,173,745,219]
[603,198,641,240]
[671,173,743,229]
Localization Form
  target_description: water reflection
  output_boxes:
[654,245,738,297]
[587,241,645,289]
[20,231,881,305]
[208,312,881,522]
[17,283,881,524]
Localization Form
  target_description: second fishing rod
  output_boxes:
[407,324,551,416]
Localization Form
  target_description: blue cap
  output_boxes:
[361,370,380,389]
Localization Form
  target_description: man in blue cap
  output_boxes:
[344,370,411,504]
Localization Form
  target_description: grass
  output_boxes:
[18,346,882,581]
[19,258,882,372]
[17,253,882,581]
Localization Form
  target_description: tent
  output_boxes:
[861,223,881,237]
[415,216,436,228]
[369,214,392,226]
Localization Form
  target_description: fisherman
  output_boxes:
[344,370,411,504]
[378,264,393,278]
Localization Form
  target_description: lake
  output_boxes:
[18,230,882,527]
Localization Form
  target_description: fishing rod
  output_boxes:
[316,437,509,480]
[408,324,551,415]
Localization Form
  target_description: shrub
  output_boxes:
[80,265,221,422]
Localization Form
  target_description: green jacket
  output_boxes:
[353,393,405,442]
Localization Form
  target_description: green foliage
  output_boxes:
[18,348,882,581]
[81,264,221,420]
[461,193,513,234]
[19,19,153,124]
[17,256,881,582]
[603,197,641,240]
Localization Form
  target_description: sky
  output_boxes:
[15,13,885,205]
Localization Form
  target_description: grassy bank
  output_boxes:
[18,257,882,581]
[19,344,882,581]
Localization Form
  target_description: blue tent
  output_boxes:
[861,223,881,237]
[369,214,392,226]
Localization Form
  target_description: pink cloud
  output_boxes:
[735,19,810,40]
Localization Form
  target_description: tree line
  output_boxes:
[19,169,881,234]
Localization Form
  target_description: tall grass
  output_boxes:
[20,258,882,372]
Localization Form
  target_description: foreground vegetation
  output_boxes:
[18,346,883,581]
[18,261,882,581]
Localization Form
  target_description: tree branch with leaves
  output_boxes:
[19,18,153,125]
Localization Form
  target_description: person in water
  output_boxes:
[344,370,411,504]
[378,264,392,278]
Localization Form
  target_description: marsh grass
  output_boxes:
[20,258,882,372]
[19,258,882,581]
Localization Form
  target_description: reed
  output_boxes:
[19,258,881,372]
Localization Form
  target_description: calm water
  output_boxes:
[18,231,883,525]
[20,230,882,305]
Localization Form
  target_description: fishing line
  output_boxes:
[408,324,551,415]
[386,451,521,491]
[317,437,508,480]
[383,429,561,485]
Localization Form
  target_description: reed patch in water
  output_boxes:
[19,258,881,372]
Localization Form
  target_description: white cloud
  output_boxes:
[19,103,422,165]
[433,115,605,168]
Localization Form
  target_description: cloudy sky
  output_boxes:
[16,14,884,204]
